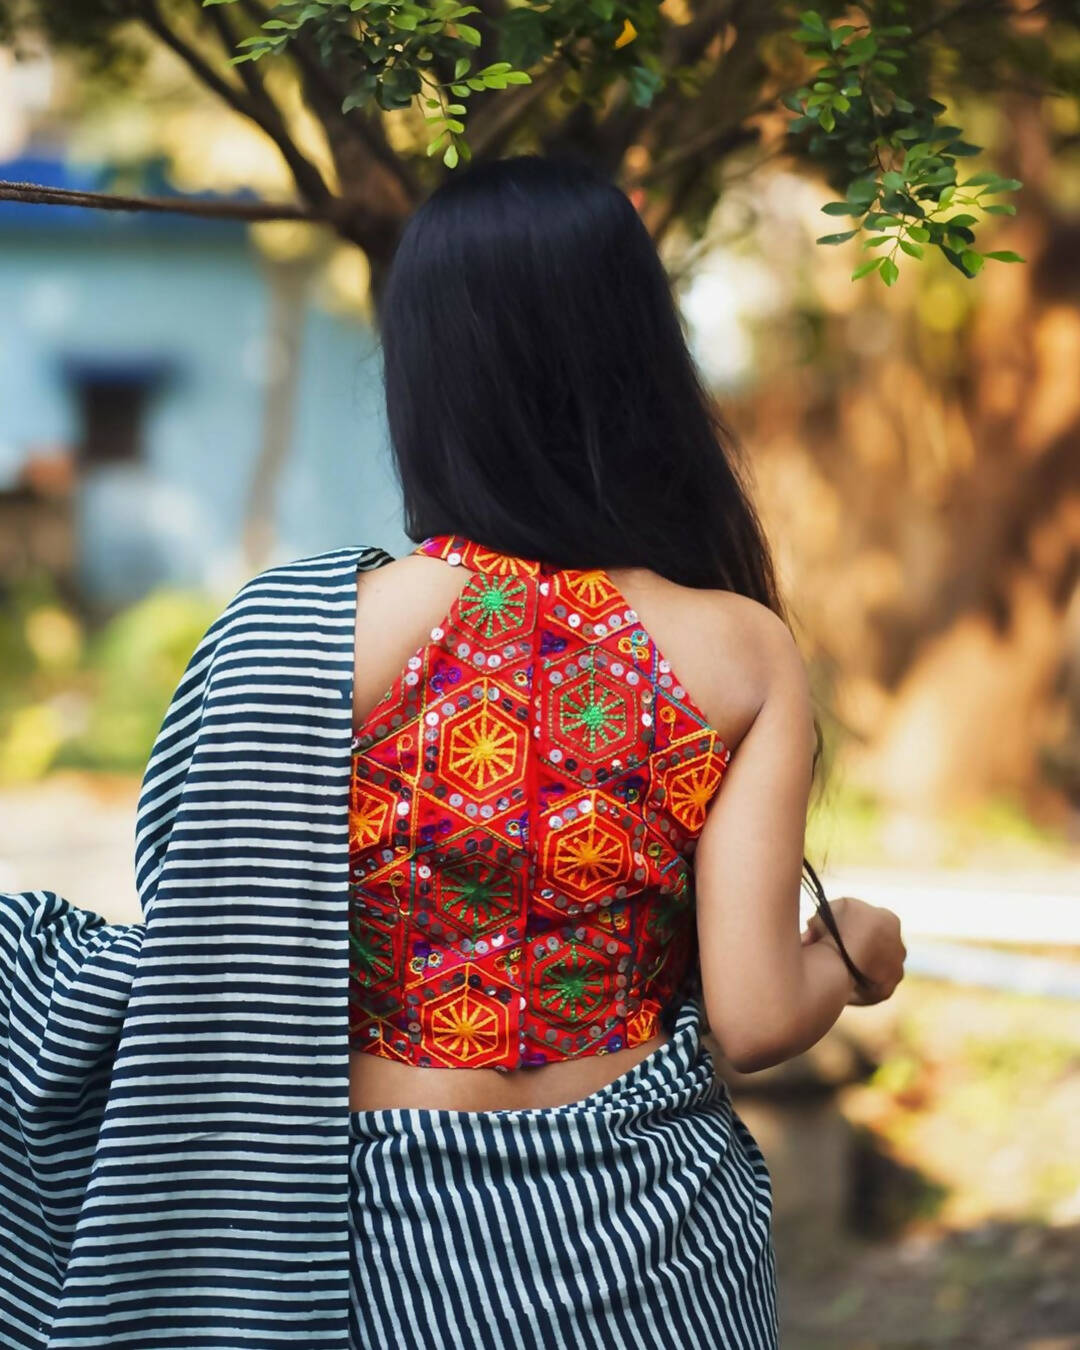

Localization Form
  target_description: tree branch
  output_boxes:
[141,0,334,209]
[227,0,417,201]
[909,0,1004,43]
[629,120,761,188]
[0,179,319,222]
[468,65,562,158]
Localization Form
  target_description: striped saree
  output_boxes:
[0,545,778,1350]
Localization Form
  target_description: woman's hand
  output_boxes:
[801,896,906,1007]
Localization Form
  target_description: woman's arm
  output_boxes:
[692,607,855,1074]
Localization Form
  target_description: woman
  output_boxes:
[342,154,906,1348]
[0,153,904,1350]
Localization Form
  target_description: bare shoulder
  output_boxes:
[609,567,805,751]
[355,551,463,616]
[617,567,799,672]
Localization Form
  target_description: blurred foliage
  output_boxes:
[806,779,1072,868]
[844,978,1080,1227]
[1,1,1077,274]
[0,575,217,782]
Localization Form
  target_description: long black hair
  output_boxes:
[379,153,868,1004]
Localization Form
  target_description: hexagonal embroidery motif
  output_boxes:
[347,533,734,1069]
[546,809,634,903]
[440,695,525,799]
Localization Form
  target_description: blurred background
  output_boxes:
[0,7,1078,1346]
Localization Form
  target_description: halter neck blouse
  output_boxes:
[348,533,732,1071]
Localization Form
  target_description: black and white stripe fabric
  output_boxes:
[348,993,777,1349]
[1,545,392,1349]
[0,543,778,1349]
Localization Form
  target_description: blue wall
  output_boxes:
[0,166,409,602]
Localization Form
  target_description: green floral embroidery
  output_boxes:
[539,944,608,1022]
[460,575,527,637]
[559,668,627,752]
[442,860,516,932]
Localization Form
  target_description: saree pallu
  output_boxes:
[347,994,779,1350]
[0,545,778,1350]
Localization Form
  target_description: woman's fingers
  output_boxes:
[800,913,825,944]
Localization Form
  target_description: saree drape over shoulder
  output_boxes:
[0,545,778,1350]
[1,546,393,1348]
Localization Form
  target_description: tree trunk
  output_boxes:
[242,259,312,571]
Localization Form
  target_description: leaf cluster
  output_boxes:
[204,0,669,167]
[787,5,1025,282]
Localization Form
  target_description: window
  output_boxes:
[75,377,150,466]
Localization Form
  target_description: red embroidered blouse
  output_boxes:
[348,533,732,1071]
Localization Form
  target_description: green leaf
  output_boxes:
[822,201,862,216]
[846,35,877,62]
[960,248,984,274]
[945,214,977,228]
[984,250,1025,263]
[816,230,857,245]
[504,71,532,84]
[846,177,879,206]
[880,257,899,286]
[444,142,460,168]
[851,257,882,280]
[984,203,1016,216]
[863,236,891,248]
[627,66,664,107]
[454,56,470,78]
[455,22,482,45]
[426,132,448,156]
[962,172,1001,187]
[899,238,923,258]
[942,245,971,276]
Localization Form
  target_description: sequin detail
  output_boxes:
[348,533,732,1070]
